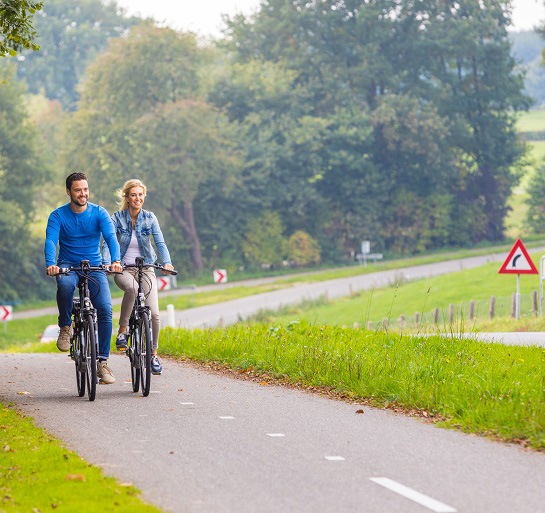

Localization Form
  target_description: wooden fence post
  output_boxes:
[533,290,538,317]
[511,293,517,318]
[490,296,495,319]
[449,304,454,324]
[415,312,420,326]
[469,300,475,320]
[433,307,439,324]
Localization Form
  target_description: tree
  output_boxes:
[242,211,288,268]
[0,0,42,57]
[15,0,140,109]
[135,99,242,270]
[0,62,50,301]
[223,0,531,250]
[525,163,545,233]
[288,231,321,267]
[63,24,242,272]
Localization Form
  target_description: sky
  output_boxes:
[114,0,545,38]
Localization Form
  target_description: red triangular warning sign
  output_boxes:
[498,238,538,274]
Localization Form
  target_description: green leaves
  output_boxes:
[0,0,42,57]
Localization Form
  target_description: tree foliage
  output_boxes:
[0,62,50,301]
[220,0,530,254]
[63,24,242,272]
[0,0,42,57]
[16,0,139,109]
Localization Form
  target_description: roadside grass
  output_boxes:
[156,283,288,311]
[0,315,58,351]
[0,403,162,513]
[4,249,545,353]
[11,239,545,315]
[160,322,545,450]
[247,252,545,328]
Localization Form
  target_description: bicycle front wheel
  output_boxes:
[139,310,152,397]
[85,314,97,401]
[74,329,85,397]
[130,325,140,393]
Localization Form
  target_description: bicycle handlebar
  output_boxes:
[122,261,178,276]
[49,260,118,277]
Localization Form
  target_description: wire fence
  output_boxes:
[366,291,540,330]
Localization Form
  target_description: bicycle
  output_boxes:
[55,260,111,401]
[122,257,177,397]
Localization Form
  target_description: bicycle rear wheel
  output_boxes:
[129,326,140,393]
[139,310,152,397]
[85,314,97,401]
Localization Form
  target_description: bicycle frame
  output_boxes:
[122,256,177,396]
[58,260,106,401]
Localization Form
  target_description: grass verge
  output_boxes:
[0,403,162,513]
[160,322,545,451]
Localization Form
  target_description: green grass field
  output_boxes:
[245,251,545,329]
[517,109,545,133]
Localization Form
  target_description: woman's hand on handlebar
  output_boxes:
[162,263,175,275]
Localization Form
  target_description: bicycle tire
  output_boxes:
[139,310,152,397]
[130,326,140,393]
[74,328,85,397]
[85,313,97,401]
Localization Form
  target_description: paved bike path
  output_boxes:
[2,352,545,513]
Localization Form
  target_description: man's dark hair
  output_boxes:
[66,172,88,190]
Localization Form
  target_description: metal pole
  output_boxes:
[516,274,521,320]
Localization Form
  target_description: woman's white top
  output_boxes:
[122,230,142,265]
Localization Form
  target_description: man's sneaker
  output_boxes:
[151,356,162,375]
[115,333,128,351]
[97,360,116,384]
[56,326,71,352]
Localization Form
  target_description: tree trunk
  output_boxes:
[170,200,204,271]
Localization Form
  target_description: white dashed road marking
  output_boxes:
[219,416,235,420]
[180,402,194,405]
[324,456,345,461]
[266,433,286,437]
[370,477,457,513]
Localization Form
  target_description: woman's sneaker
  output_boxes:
[151,356,162,375]
[115,333,128,351]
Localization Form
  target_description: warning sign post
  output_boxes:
[498,238,538,319]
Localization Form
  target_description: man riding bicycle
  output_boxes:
[44,172,123,384]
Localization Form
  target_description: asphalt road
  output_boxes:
[2,352,545,513]
[4,251,545,512]
[169,253,506,328]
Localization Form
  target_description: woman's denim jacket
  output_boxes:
[102,209,172,265]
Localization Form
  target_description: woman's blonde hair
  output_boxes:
[117,179,147,211]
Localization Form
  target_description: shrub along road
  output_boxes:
[1,352,545,513]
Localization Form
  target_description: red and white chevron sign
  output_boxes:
[0,305,12,321]
[213,269,227,284]
[156,277,171,291]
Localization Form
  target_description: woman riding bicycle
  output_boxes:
[103,179,174,375]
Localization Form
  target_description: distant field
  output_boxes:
[517,109,545,133]
[527,140,545,162]
[250,250,545,328]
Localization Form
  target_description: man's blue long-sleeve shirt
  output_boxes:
[44,202,121,267]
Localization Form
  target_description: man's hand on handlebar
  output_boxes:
[46,265,60,276]
[109,261,123,274]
